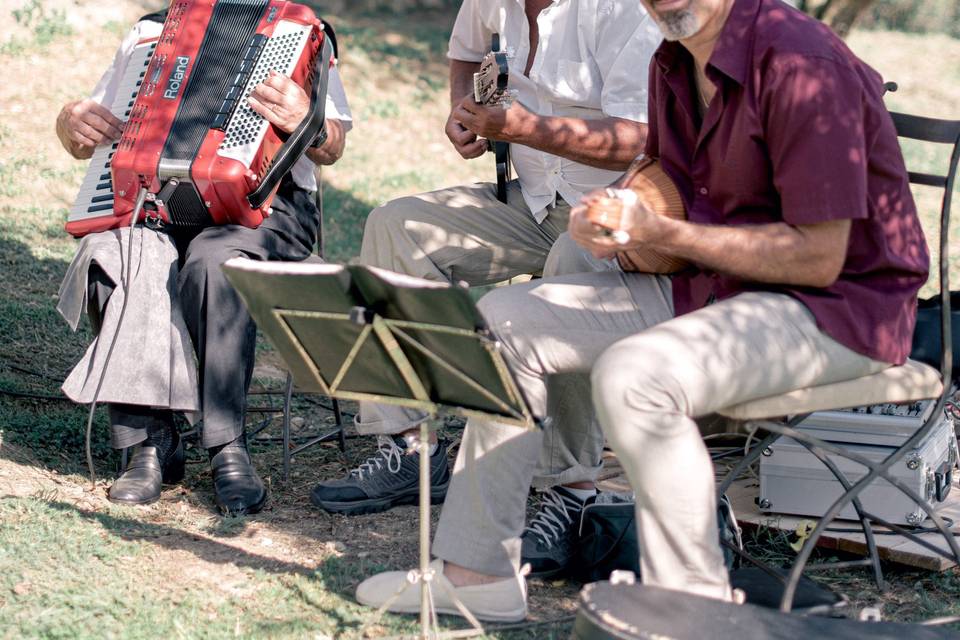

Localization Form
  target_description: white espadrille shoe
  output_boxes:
[355,559,528,623]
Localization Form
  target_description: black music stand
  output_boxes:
[222,258,536,639]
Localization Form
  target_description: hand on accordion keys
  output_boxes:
[56,99,124,160]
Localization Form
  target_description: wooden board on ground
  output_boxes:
[728,478,959,571]
[595,451,959,571]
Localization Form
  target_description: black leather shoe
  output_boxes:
[209,438,267,515]
[108,432,185,506]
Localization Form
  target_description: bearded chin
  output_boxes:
[656,9,700,40]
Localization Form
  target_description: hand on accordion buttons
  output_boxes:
[248,70,310,134]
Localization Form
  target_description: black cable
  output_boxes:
[83,188,147,487]
[0,388,72,401]
[2,363,65,381]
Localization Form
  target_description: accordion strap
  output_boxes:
[248,31,333,209]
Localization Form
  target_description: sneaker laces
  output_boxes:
[350,436,404,481]
[523,488,585,547]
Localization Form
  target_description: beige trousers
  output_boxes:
[356,181,614,485]
[432,273,888,599]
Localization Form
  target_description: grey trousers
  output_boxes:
[432,274,888,600]
[356,180,613,485]
[84,180,319,449]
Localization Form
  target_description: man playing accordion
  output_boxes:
[55,8,353,514]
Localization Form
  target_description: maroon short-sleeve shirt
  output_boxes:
[645,0,929,365]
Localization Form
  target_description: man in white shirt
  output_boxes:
[56,9,353,514]
[312,0,660,582]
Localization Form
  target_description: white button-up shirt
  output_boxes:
[91,19,353,193]
[448,0,661,222]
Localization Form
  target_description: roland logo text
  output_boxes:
[163,56,190,100]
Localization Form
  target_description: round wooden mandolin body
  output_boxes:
[587,158,689,274]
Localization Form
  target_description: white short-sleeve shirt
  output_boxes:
[448,0,661,222]
[91,19,353,193]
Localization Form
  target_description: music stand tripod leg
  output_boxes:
[358,416,485,640]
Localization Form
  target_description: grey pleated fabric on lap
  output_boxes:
[57,227,200,418]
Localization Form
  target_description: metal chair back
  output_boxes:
[716,111,960,614]
[889,111,960,400]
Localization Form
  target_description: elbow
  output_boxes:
[324,121,347,164]
[790,222,851,288]
[331,137,346,164]
[801,256,844,288]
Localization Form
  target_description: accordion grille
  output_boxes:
[160,0,269,166]
[221,29,304,151]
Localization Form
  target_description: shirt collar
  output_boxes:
[654,0,762,86]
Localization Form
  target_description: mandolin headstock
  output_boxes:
[472,38,515,108]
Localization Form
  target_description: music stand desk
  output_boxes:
[223,258,536,638]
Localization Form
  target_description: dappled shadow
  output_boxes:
[35,498,319,576]
[0,179,433,612]
[304,2,454,71]
[316,182,379,263]
[0,234,117,473]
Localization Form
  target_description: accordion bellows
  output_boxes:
[589,158,689,274]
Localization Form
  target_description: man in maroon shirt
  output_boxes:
[354,0,927,618]
[571,0,928,599]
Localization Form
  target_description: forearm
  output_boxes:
[655,218,850,287]
[56,101,94,160]
[450,59,480,107]
[305,118,345,166]
[509,114,646,171]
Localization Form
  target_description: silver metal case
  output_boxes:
[758,409,958,525]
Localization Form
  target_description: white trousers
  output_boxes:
[357,181,614,485]
[432,273,887,599]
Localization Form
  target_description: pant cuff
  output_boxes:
[433,530,518,578]
[353,411,430,435]
[531,463,603,491]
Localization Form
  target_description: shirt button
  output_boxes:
[699,187,709,196]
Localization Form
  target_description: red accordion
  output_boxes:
[67,0,334,237]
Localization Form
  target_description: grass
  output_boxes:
[0,0,72,55]
[0,0,959,636]
[0,496,367,639]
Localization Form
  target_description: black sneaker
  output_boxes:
[310,435,450,515]
[521,486,594,578]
